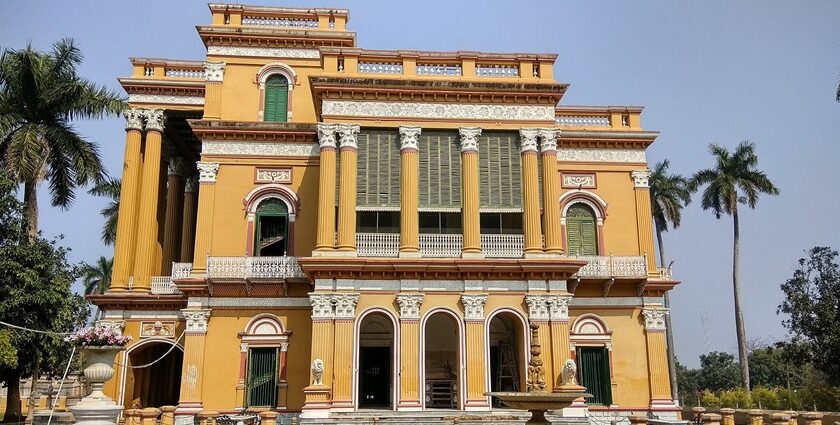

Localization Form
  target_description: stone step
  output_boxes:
[299,410,590,425]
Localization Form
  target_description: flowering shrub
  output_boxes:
[65,325,132,347]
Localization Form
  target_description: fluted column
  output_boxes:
[190,162,220,275]
[314,124,338,251]
[642,307,673,407]
[331,293,359,408]
[336,124,360,252]
[161,158,186,274]
[399,126,421,255]
[132,109,165,291]
[548,294,572,390]
[177,309,211,413]
[525,295,553,389]
[202,61,225,120]
[110,109,145,291]
[520,129,542,254]
[396,294,423,410]
[461,294,489,409]
[179,176,198,263]
[539,129,562,254]
[632,170,658,274]
[459,128,482,256]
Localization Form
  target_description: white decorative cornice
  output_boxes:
[538,128,558,153]
[143,109,166,132]
[127,94,205,106]
[196,161,220,183]
[459,127,482,153]
[207,45,321,59]
[557,148,646,163]
[181,309,211,334]
[525,295,550,321]
[399,126,422,151]
[460,294,488,321]
[519,128,539,153]
[124,109,144,131]
[642,308,668,331]
[322,100,555,121]
[333,293,360,320]
[337,123,360,150]
[184,175,198,193]
[396,294,424,320]
[631,169,652,188]
[201,140,318,157]
[316,123,338,150]
[309,293,334,320]
[167,157,184,177]
[204,61,226,82]
[547,294,571,322]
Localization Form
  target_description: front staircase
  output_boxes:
[299,410,591,425]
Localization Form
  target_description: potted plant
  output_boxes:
[65,325,132,403]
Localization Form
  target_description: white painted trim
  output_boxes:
[352,307,400,412]
[243,184,301,222]
[483,307,529,408]
[322,100,555,122]
[419,308,466,411]
[127,94,205,106]
[559,190,608,219]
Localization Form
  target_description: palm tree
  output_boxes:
[691,141,779,392]
[80,256,113,295]
[88,177,120,245]
[0,38,124,240]
[649,159,693,402]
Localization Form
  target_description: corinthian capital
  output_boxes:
[631,169,652,188]
[459,127,482,153]
[316,123,338,150]
[538,128,558,153]
[519,128,539,153]
[143,109,165,132]
[399,126,422,151]
[196,161,220,183]
[460,294,488,321]
[124,108,144,131]
[204,61,226,82]
[396,294,423,320]
[181,309,211,334]
[337,124,360,150]
[641,307,668,331]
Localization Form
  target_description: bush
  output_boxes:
[776,388,802,410]
[701,390,721,408]
[719,387,752,408]
[751,386,779,410]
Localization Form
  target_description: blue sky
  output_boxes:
[1,1,839,368]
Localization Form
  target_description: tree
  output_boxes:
[749,346,794,389]
[80,256,112,295]
[0,38,124,240]
[691,142,779,391]
[0,172,89,423]
[649,159,693,402]
[676,360,701,406]
[778,247,840,385]
[697,351,741,392]
[88,178,120,245]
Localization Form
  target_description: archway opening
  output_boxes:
[124,342,183,408]
[488,312,525,407]
[424,312,460,410]
[358,313,395,409]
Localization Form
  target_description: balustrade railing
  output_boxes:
[356,233,400,257]
[242,15,318,28]
[556,115,611,127]
[657,266,672,280]
[358,61,403,74]
[419,233,463,258]
[171,262,193,279]
[572,254,647,278]
[417,63,463,76]
[150,276,181,295]
[164,68,204,79]
[480,234,524,258]
[206,256,305,279]
[476,64,519,77]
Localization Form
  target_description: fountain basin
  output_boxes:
[485,391,591,425]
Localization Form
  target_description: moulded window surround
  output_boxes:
[559,191,607,256]
[570,314,614,407]
[243,184,301,256]
[263,75,289,123]
[565,203,598,256]
[256,62,296,122]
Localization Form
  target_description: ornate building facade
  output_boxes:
[91,3,680,423]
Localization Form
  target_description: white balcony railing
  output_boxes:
[150,276,181,295]
[556,115,611,127]
[419,234,462,258]
[480,234,524,258]
[573,255,647,278]
[356,233,400,257]
[356,233,525,258]
[657,266,672,280]
[172,262,193,279]
[206,256,305,280]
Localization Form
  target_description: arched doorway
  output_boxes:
[487,311,526,406]
[423,311,461,410]
[123,341,183,408]
[357,312,395,409]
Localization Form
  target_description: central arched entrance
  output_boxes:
[122,340,183,408]
[422,311,462,410]
[357,311,396,409]
[486,310,527,407]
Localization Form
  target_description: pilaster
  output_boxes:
[632,169,657,274]
[303,293,335,416]
[396,294,423,410]
[190,162,219,275]
[539,128,562,254]
[459,127,482,256]
[132,109,165,291]
[315,123,338,251]
[461,294,489,409]
[110,108,145,291]
[162,157,186,273]
[547,294,572,390]
[202,61,225,120]
[331,293,359,408]
[642,307,674,408]
[177,309,211,414]
[399,126,422,255]
[520,129,542,254]
[336,124,360,252]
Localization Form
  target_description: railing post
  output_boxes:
[771,413,792,425]
[749,409,766,425]
[159,406,176,425]
[801,412,823,425]
[197,410,218,425]
[702,413,723,425]
[720,408,736,425]
[629,415,649,425]
[784,412,798,425]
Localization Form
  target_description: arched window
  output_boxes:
[255,198,289,256]
[263,74,289,122]
[566,203,598,256]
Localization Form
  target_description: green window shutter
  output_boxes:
[566,219,582,256]
[479,132,522,209]
[263,75,289,122]
[566,204,598,256]
[247,347,278,407]
[356,129,400,208]
[577,347,612,405]
[419,131,460,209]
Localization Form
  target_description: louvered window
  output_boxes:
[419,131,461,210]
[255,199,289,256]
[263,75,288,123]
[247,347,278,407]
[577,347,612,405]
[478,132,522,210]
[356,129,401,208]
[566,203,598,256]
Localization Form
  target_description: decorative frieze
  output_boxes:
[143,109,166,132]
[203,61,226,82]
[561,173,597,189]
[309,294,334,320]
[524,295,550,321]
[557,148,646,163]
[460,294,488,321]
[196,162,220,183]
[127,94,205,106]
[321,100,555,121]
[255,168,292,184]
[206,45,321,59]
[201,141,318,157]
[333,293,360,319]
[538,128,558,153]
[140,321,176,338]
[547,295,571,322]
[399,126,422,151]
[519,129,540,153]
[396,294,424,320]
[459,127,482,153]
[337,123,360,150]
[124,109,144,131]
[642,308,668,331]
[316,123,338,150]
[181,309,211,334]
[631,169,652,188]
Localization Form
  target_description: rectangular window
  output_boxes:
[478,132,522,209]
[419,212,462,234]
[357,211,400,233]
[247,347,278,407]
[577,347,612,405]
[357,129,401,208]
[419,131,461,209]
[480,212,523,234]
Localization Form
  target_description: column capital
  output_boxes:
[399,125,422,151]
[459,127,482,153]
[337,123,360,149]
[641,307,668,331]
[142,109,165,132]
[547,294,572,322]
[631,169,652,188]
[460,294,488,321]
[181,308,211,334]
[519,128,539,153]
[124,108,145,131]
[316,123,338,150]
[168,157,185,177]
[196,162,220,183]
[538,128,558,153]
[524,294,550,321]
[204,61,226,82]
[333,293,360,319]
[309,293,334,320]
[396,293,424,320]
[184,175,198,193]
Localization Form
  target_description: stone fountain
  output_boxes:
[486,322,590,425]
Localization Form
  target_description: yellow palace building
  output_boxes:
[91,3,680,423]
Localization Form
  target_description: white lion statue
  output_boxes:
[561,359,578,386]
[312,358,325,385]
